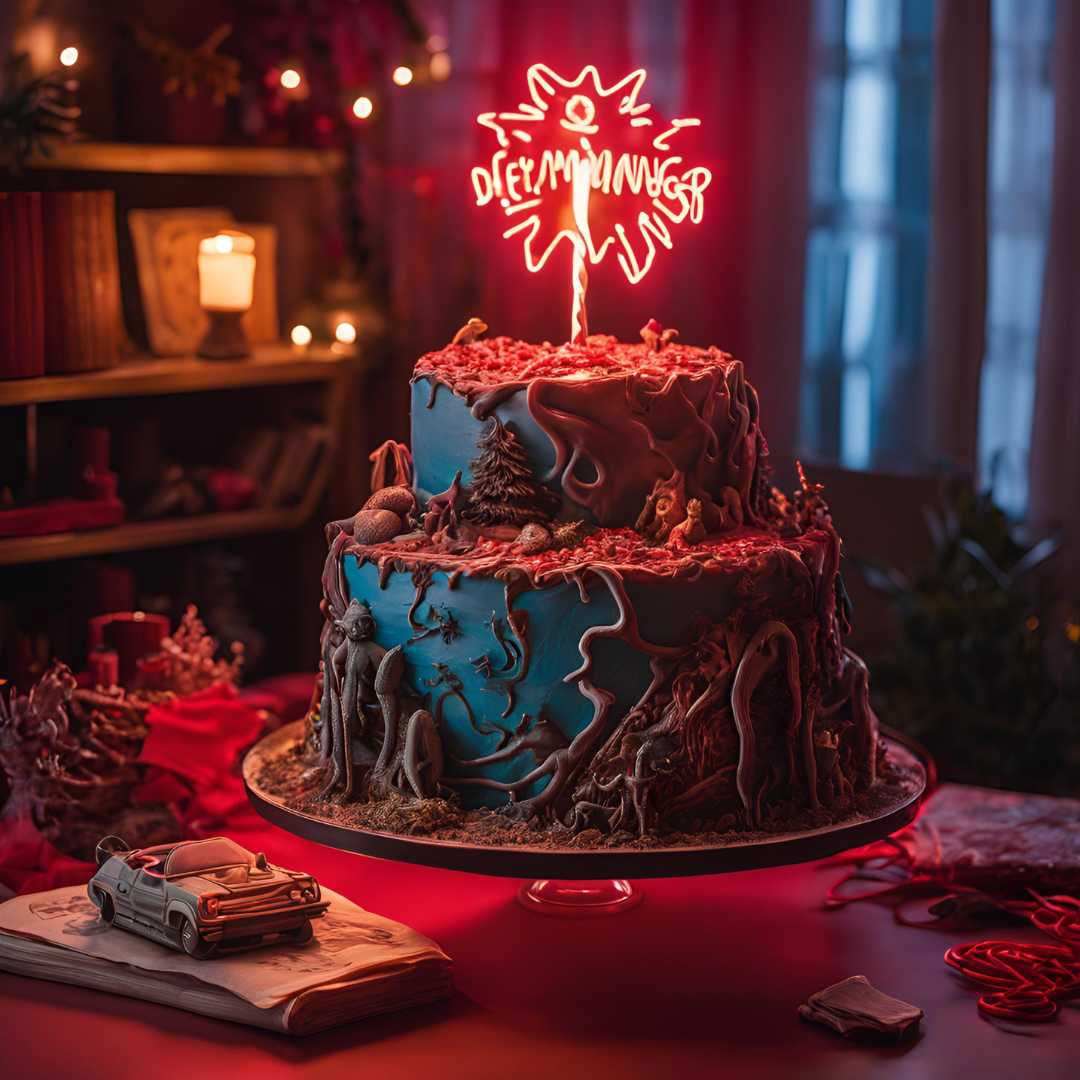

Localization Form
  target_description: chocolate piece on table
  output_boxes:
[799,975,923,1040]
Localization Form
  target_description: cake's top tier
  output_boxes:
[414,334,739,400]
[410,335,772,529]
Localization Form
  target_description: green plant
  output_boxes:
[859,476,1080,794]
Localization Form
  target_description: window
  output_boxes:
[977,0,1056,517]
[801,0,934,471]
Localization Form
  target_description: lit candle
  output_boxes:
[332,319,358,357]
[290,323,313,354]
[198,231,255,311]
[197,231,256,359]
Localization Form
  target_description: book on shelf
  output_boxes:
[41,191,121,375]
[0,192,45,379]
[0,884,452,1036]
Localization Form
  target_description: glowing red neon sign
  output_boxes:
[472,64,712,343]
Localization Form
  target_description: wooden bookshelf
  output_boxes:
[0,345,356,407]
[0,450,333,566]
[28,142,344,178]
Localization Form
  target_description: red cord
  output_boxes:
[826,842,1080,1023]
[943,895,1080,1022]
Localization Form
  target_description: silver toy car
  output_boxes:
[88,835,328,958]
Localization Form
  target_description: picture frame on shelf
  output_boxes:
[129,208,278,356]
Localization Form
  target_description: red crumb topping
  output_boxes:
[413,335,737,393]
[346,524,829,582]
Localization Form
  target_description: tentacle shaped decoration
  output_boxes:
[730,620,804,827]
[841,647,879,786]
[444,566,683,818]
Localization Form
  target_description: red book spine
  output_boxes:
[0,193,45,379]
[28,192,45,377]
[0,194,15,376]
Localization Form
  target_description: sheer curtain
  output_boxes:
[800,0,934,471]
[1028,0,1080,578]
[977,0,1056,517]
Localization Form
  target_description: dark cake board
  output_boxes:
[243,723,927,881]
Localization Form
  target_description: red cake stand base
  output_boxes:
[242,723,928,917]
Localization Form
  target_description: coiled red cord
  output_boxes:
[944,895,1080,1022]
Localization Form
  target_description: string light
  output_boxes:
[280,68,302,90]
[352,95,374,120]
[429,52,452,82]
[290,324,313,347]
[426,34,448,52]
[391,65,414,87]
[334,321,357,344]
[59,46,79,68]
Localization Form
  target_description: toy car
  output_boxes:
[87,835,329,959]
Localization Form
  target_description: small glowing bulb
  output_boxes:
[391,65,414,87]
[290,324,313,347]
[352,95,374,120]
[427,34,448,52]
[59,46,79,68]
[334,321,357,344]
[212,234,234,254]
[280,68,302,90]
[429,52,451,82]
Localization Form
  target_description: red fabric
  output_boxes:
[0,682,288,895]
[0,817,94,895]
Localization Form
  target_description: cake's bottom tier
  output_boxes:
[318,531,879,835]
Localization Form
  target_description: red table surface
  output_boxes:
[2,809,1077,1080]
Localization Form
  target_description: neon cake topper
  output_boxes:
[471,64,712,343]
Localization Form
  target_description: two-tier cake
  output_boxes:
[262,324,906,848]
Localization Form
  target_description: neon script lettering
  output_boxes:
[472,64,713,341]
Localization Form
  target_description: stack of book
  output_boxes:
[0,190,122,381]
[0,884,452,1035]
[41,191,122,374]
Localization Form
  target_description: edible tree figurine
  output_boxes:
[466,418,556,526]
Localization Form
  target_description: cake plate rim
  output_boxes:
[242,721,928,881]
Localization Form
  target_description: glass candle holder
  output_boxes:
[197,230,256,360]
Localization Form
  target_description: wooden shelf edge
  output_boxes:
[0,346,357,406]
[0,503,319,566]
[28,141,344,178]
[0,430,337,565]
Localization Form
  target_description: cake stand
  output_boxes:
[243,722,928,917]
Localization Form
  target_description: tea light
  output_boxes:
[290,323,313,354]
[197,230,255,359]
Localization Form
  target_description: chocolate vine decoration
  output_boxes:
[407,605,461,645]
[444,566,684,819]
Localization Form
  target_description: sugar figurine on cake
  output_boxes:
[254,63,916,848]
